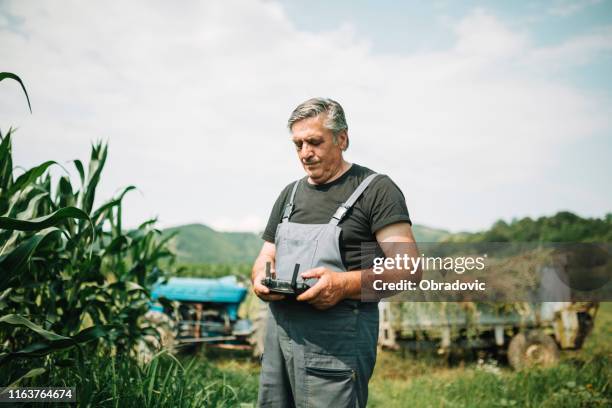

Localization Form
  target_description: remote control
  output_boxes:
[261,262,311,295]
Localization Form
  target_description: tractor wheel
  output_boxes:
[508,331,559,370]
[145,311,177,351]
[136,311,177,364]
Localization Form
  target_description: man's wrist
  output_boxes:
[339,271,361,300]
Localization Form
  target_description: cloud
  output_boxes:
[454,8,528,58]
[547,0,602,17]
[1,1,610,232]
[525,26,612,67]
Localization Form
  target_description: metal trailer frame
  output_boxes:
[378,301,598,368]
[149,276,257,350]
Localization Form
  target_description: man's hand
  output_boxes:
[251,241,284,302]
[252,265,285,302]
[296,267,349,310]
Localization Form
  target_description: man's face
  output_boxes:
[291,114,347,184]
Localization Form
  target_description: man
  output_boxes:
[252,97,418,407]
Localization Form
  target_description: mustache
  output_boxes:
[302,159,320,165]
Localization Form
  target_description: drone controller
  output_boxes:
[261,262,311,296]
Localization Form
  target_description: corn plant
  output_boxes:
[0,72,176,386]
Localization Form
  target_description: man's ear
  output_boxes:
[338,130,349,151]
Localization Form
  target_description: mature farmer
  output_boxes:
[252,97,418,407]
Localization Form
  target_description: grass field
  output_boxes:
[22,302,610,406]
[205,302,611,407]
[365,302,611,407]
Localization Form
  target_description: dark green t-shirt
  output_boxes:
[262,164,412,271]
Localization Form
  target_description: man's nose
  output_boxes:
[299,143,314,158]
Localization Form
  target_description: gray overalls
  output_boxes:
[258,174,380,408]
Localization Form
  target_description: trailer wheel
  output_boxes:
[573,312,594,349]
[508,331,559,370]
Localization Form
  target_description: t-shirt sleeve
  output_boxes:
[366,175,412,234]
[261,183,294,243]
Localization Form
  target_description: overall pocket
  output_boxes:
[300,303,358,358]
[305,365,356,408]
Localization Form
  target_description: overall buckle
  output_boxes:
[332,205,349,221]
[282,203,294,219]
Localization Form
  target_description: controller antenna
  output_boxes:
[291,263,300,291]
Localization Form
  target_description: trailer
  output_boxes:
[377,244,607,369]
[378,300,598,370]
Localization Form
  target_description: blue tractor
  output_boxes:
[148,276,263,354]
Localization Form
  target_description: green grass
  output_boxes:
[368,302,611,407]
[368,354,609,407]
[27,350,257,407]
[17,302,610,407]
[183,302,612,407]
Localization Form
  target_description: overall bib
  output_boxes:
[258,174,380,408]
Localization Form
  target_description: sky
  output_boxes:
[1,0,611,233]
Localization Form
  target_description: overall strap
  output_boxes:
[281,179,301,222]
[330,173,379,225]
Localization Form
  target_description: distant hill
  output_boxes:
[163,224,262,264]
[163,223,449,264]
[412,224,450,242]
[163,212,610,265]
[443,211,612,243]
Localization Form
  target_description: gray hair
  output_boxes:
[287,97,349,150]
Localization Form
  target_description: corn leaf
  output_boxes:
[0,72,32,113]
[0,207,89,231]
[0,129,14,194]
[0,228,61,289]
[0,314,70,341]
[9,161,56,197]
[6,367,46,389]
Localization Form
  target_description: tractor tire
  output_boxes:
[136,311,177,364]
[508,331,559,370]
[145,311,177,351]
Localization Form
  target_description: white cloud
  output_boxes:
[525,26,612,67]
[548,0,602,17]
[454,8,528,58]
[1,2,610,232]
